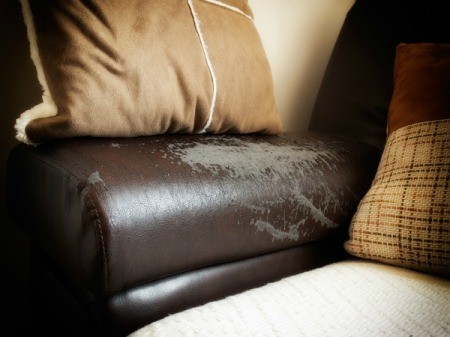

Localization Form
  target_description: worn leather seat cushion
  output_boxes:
[7,133,378,298]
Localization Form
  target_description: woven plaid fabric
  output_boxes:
[345,119,450,277]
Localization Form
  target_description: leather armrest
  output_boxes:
[7,133,380,299]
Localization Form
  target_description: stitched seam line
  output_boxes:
[188,0,254,133]
[187,0,218,134]
[15,148,109,294]
[201,0,254,21]
[85,193,108,294]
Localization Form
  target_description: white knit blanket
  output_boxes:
[129,260,450,337]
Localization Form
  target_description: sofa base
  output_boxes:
[29,235,347,337]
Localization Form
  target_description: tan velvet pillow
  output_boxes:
[16,0,282,145]
[345,43,450,278]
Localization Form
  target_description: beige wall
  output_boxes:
[250,0,355,131]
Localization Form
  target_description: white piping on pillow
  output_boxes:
[189,0,253,133]
[187,0,219,134]
[202,0,254,21]
[16,0,57,146]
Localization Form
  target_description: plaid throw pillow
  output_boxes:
[345,120,450,277]
[345,43,450,278]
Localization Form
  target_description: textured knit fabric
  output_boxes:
[128,260,450,337]
[346,119,450,277]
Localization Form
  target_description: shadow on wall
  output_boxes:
[0,1,41,335]
[0,0,40,303]
[250,0,355,131]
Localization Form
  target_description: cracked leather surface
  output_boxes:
[7,133,380,298]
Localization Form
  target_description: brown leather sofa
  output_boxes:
[8,133,378,336]
[6,0,449,336]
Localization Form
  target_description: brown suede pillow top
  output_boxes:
[16,0,282,145]
[345,43,450,277]
[387,43,450,135]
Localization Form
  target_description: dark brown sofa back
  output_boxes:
[310,0,450,149]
